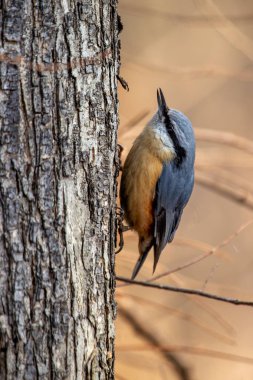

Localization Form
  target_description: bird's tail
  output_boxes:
[131,237,154,280]
[153,245,163,274]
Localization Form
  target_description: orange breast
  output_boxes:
[120,126,174,239]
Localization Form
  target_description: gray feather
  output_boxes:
[153,109,195,272]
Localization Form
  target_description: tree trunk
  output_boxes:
[0,1,120,379]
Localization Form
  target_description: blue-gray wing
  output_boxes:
[153,161,194,271]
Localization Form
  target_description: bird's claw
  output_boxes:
[115,207,130,254]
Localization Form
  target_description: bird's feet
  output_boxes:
[115,206,131,254]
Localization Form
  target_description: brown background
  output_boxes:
[115,1,253,379]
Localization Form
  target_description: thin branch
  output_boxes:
[116,277,253,307]
[174,236,230,261]
[117,220,252,287]
[150,219,253,283]
[119,302,191,380]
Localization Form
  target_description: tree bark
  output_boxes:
[0,0,120,379]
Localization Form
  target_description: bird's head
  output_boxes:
[156,88,187,165]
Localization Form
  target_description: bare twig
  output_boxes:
[116,277,253,307]
[150,219,253,283]
[174,236,230,261]
[117,220,252,287]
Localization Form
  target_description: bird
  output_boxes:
[120,88,195,279]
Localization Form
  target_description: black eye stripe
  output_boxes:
[164,112,186,167]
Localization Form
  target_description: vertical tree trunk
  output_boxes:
[0,1,120,379]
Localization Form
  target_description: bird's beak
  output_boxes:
[157,88,168,119]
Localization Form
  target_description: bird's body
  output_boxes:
[120,89,195,279]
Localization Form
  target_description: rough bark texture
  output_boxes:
[0,0,120,379]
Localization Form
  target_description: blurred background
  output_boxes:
[115,1,253,379]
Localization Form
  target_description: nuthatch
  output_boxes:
[120,89,195,279]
